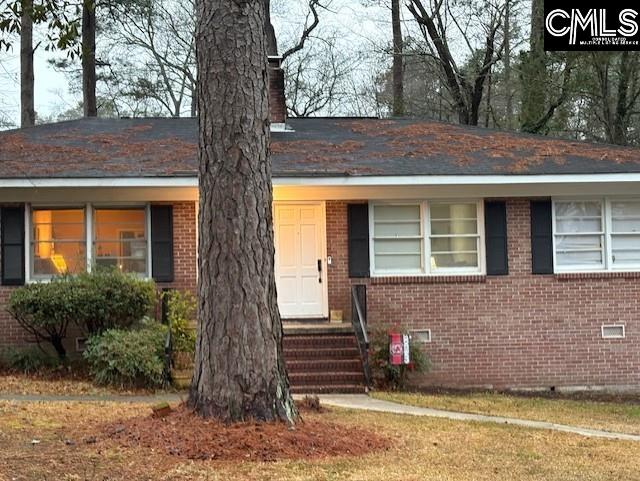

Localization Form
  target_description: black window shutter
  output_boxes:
[1,206,25,286]
[484,200,508,275]
[347,203,370,278]
[151,205,174,282]
[530,200,554,274]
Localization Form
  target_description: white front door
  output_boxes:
[274,202,327,318]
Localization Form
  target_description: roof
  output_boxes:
[0,117,639,179]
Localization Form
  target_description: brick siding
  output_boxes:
[0,202,197,351]
[325,199,640,390]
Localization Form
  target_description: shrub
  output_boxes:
[73,269,157,335]
[83,321,167,388]
[7,277,86,360]
[3,347,59,373]
[370,327,430,391]
[7,269,156,360]
[165,290,196,354]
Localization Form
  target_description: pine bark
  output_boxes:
[189,0,297,424]
[82,0,97,117]
[20,0,35,128]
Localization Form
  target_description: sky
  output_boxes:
[0,0,393,128]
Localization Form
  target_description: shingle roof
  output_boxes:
[0,117,639,179]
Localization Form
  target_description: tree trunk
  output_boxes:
[20,0,35,128]
[391,0,403,116]
[521,0,548,132]
[503,0,512,129]
[189,0,297,424]
[50,336,67,361]
[82,0,97,117]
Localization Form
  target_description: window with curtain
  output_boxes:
[610,201,640,268]
[93,208,148,275]
[554,201,604,269]
[31,208,86,277]
[372,204,423,272]
[429,203,480,271]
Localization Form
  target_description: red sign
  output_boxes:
[389,332,403,365]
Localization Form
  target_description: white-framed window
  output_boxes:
[429,202,481,273]
[27,203,151,281]
[93,207,148,276]
[31,207,87,279]
[553,198,640,272]
[369,200,484,276]
[371,203,423,273]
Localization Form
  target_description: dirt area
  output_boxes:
[101,403,390,462]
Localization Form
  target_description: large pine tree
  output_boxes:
[188,0,297,424]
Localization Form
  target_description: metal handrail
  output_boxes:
[351,286,368,346]
[351,285,372,389]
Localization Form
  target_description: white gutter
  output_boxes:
[1,173,640,189]
[273,173,640,186]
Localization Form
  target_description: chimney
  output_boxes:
[268,56,286,125]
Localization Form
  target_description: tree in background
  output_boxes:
[20,0,35,127]
[81,0,96,116]
[390,0,403,116]
[189,0,297,423]
[406,0,506,126]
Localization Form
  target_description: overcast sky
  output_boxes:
[0,1,393,127]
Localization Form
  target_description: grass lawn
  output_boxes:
[0,400,639,481]
[372,391,640,435]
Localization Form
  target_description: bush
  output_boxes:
[7,269,156,360]
[83,321,167,388]
[8,278,86,360]
[3,347,59,373]
[165,290,196,354]
[73,269,157,335]
[370,327,430,391]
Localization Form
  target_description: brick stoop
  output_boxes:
[283,330,367,394]
[170,326,368,394]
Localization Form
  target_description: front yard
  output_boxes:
[0,397,638,481]
[372,391,640,435]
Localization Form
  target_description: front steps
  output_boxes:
[171,323,368,394]
[283,327,367,394]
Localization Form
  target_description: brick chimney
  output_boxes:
[268,56,286,125]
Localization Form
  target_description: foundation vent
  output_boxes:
[601,325,625,339]
[412,329,432,343]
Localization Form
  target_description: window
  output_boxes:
[430,203,480,272]
[372,204,423,272]
[31,208,86,278]
[28,204,150,280]
[610,201,640,267]
[553,198,640,272]
[94,208,148,275]
[370,201,483,276]
[554,201,604,269]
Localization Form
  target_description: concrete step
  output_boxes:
[286,358,363,373]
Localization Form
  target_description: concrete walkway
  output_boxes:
[1,392,638,442]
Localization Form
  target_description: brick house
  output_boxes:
[1,58,639,392]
